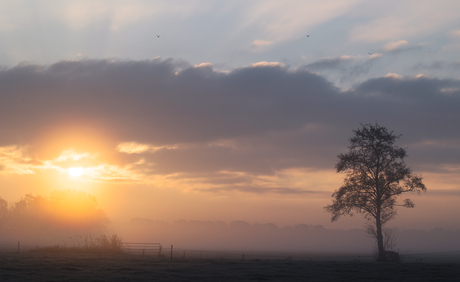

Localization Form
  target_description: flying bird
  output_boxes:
[156,35,160,38]
[368,52,373,55]
[306,35,310,37]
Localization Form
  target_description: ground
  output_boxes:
[0,252,459,281]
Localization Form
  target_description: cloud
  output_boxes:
[250,61,284,68]
[236,0,361,42]
[251,40,274,51]
[349,1,460,42]
[0,1,201,31]
[413,61,460,71]
[0,146,36,175]
[379,40,426,55]
[440,87,460,94]
[117,142,151,154]
[0,144,138,183]
[384,73,400,79]
[54,150,92,162]
[117,142,177,154]
[0,59,459,194]
[369,53,383,59]
[451,29,460,37]
[304,56,355,70]
[382,40,408,51]
[303,55,381,84]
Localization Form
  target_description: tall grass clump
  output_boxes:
[31,234,123,253]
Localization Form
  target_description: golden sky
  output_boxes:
[0,61,458,231]
[0,1,460,232]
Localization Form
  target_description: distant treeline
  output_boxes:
[124,218,374,253]
[122,218,460,254]
[0,190,108,245]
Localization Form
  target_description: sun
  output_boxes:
[68,167,84,177]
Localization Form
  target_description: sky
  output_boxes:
[0,0,459,233]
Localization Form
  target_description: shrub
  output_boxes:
[384,251,401,262]
[31,234,123,253]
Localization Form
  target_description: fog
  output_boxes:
[1,191,459,255]
[114,218,460,255]
[0,190,108,247]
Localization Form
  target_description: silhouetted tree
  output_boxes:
[6,190,109,243]
[9,194,49,237]
[325,123,426,261]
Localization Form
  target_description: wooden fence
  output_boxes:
[122,242,162,256]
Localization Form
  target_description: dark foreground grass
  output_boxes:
[0,252,459,281]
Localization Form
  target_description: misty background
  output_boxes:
[1,190,459,255]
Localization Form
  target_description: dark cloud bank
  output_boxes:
[0,59,459,189]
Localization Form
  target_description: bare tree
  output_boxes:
[325,123,426,261]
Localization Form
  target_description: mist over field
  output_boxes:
[2,190,458,256]
[114,218,460,255]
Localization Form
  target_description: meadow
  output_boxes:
[0,251,459,281]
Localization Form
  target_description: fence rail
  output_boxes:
[122,242,162,256]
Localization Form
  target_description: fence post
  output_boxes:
[242,254,245,260]
[17,241,20,254]
[170,245,173,262]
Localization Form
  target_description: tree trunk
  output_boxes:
[376,212,386,261]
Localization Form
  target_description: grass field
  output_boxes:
[1,252,460,281]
